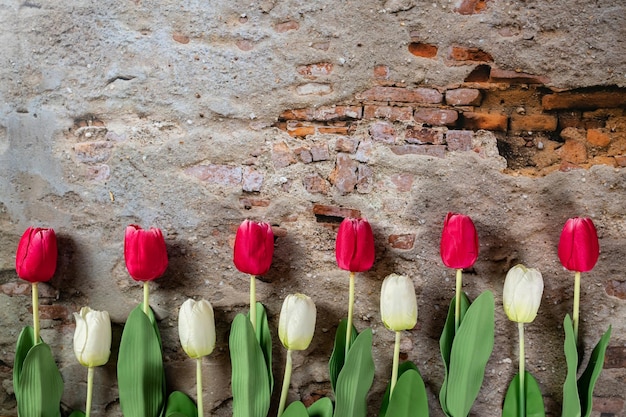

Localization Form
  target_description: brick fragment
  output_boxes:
[408,42,438,58]
[272,142,297,168]
[240,198,270,209]
[318,124,354,135]
[559,140,588,164]
[369,121,396,143]
[184,164,243,185]
[542,89,626,110]
[328,153,358,194]
[605,346,626,368]
[296,83,332,96]
[297,62,334,79]
[274,20,300,33]
[489,68,549,84]
[414,109,458,126]
[590,156,616,167]
[390,144,446,158]
[364,105,413,121]
[373,65,390,79]
[294,147,313,163]
[357,86,442,104]
[355,141,374,163]
[356,164,373,194]
[446,130,474,151]
[405,127,444,144]
[388,234,416,250]
[242,167,264,192]
[87,164,111,181]
[390,173,414,192]
[286,121,315,137]
[311,144,330,161]
[236,39,256,51]
[280,107,362,122]
[462,112,508,131]
[173,33,190,44]
[445,88,482,106]
[303,174,329,194]
[614,155,626,167]
[312,204,361,219]
[335,137,359,153]
[587,129,611,147]
[454,0,489,15]
[510,114,558,132]
[37,305,70,321]
[73,141,113,164]
[448,46,493,63]
[558,111,584,129]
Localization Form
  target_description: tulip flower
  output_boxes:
[558,217,599,341]
[380,274,417,395]
[73,307,112,417]
[124,224,168,315]
[277,294,316,417]
[440,212,479,332]
[335,217,375,357]
[502,265,544,417]
[179,299,216,417]
[16,227,58,345]
[233,219,274,334]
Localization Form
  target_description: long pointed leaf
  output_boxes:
[17,342,63,417]
[333,329,374,417]
[164,391,198,417]
[379,361,419,417]
[68,411,86,417]
[502,371,545,417]
[13,326,36,404]
[329,318,359,393]
[578,326,611,417]
[230,313,270,417]
[383,369,429,417]
[118,305,165,417]
[248,302,274,392]
[282,401,309,417]
[562,315,581,417]
[308,397,333,417]
[445,290,494,417]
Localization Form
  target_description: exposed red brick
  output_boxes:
[272,142,297,168]
[455,0,489,15]
[559,140,588,164]
[464,64,491,82]
[356,86,442,104]
[242,167,264,192]
[489,68,549,85]
[369,121,396,143]
[37,305,70,321]
[448,46,493,64]
[335,137,359,153]
[173,33,190,44]
[615,155,626,167]
[510,114,558,132]
[311,144,330,161]
[74,141,113,164]
[318,125,354,135]
[587,129,611,147]
[184,164,243,185]
[408,42,438,58]
[390,144,446,158]
[462,112,508,131]
[605,346,626,368]
[390,173,414,192]
[280,106,362,122]
[294,147,313,163]
[297,62,334,79]
[373,65,390,79]
[328,153,358,194]
[303,174,329,194]
[312,204,361,219]
[445,88,482,106]
[240,198,271,209]
[364,105,413,121]
[446,130,474,151]
[388,234,416,249]
[355,141,374,162]
[414,109,458,126]
[286,121,315,137]
[592,397,624,414]
[558,111,584,129]
[274,20,300,33]
[542,89,626,110]
[356,164,373,194]
[405,127,444,144]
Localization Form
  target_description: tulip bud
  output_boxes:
[503,265,544,323]
[380,274,418,331]
[335,218,375,273]
[178,299,216,359]
[278,294,316,351]
[124,225,168,281]
[558,217,599,272]
[73,307,112,367]
[440,212,479,269]
[233,219,274,276]
[15,227,58,283]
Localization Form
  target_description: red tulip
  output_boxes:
[15,227,58,283]
[335,218,375,272]
[558,217,599,272]
[440,212,479,269]
[124,225,168,281]
[233,220,274,276]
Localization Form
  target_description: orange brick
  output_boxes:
[286,121,315,137]
[510,114,558,132]
[559,140,587,164]
[388,234,416,249]
[455,0,489,14]
[590,156,616,167]
[408,42,438,58]
[297,62,334,79]
[313,204,361,219]
[489,68,549,85]
[462,112,508,131]
[414,109,458,126]
[356,86,442,104]
[542,89,626,110]
[364,105,413,121]
[448,46,493,63]
[587,129,611,147]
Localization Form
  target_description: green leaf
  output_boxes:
[68,411,86,417]
[445,291,495,417]
[230,313,271,417]
[383,369,429,417]
[333,328,375,417]
[578,325,611,417]
[248,302,274,392]
[308,397,334,417]
[282,401,309,417]
[439,292,470,416]
[13,326,37,403]
[562,315,581,417]
[164,391,198,417]
[118,305,165,417]
[17,342,63,417]
[329,318,359,392]
[378,361,419,417]
[502,372,545,417]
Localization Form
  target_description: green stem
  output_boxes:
[277,349,293,417]
[345,271,356,358]
[518,322,525,417]
[454,268,463,333]
[390,331,402,397]
[197,358,204,417]
[250,274,257,334]
[573,271,581,342]
[86,366,94,417]
[32,283,40,345]
[143,281,150,316]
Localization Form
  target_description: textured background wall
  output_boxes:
[0,0,625,416]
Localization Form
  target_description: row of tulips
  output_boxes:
[12,214,610,417]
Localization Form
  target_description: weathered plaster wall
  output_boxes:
[0,0,625,416]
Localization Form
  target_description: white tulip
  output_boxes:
[73,307,112,367]
[178,298,216,359]
[278,294,316,351]
[503,264,544,323]
[380,273,418,332]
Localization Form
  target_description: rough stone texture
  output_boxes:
[1,1,625,416]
